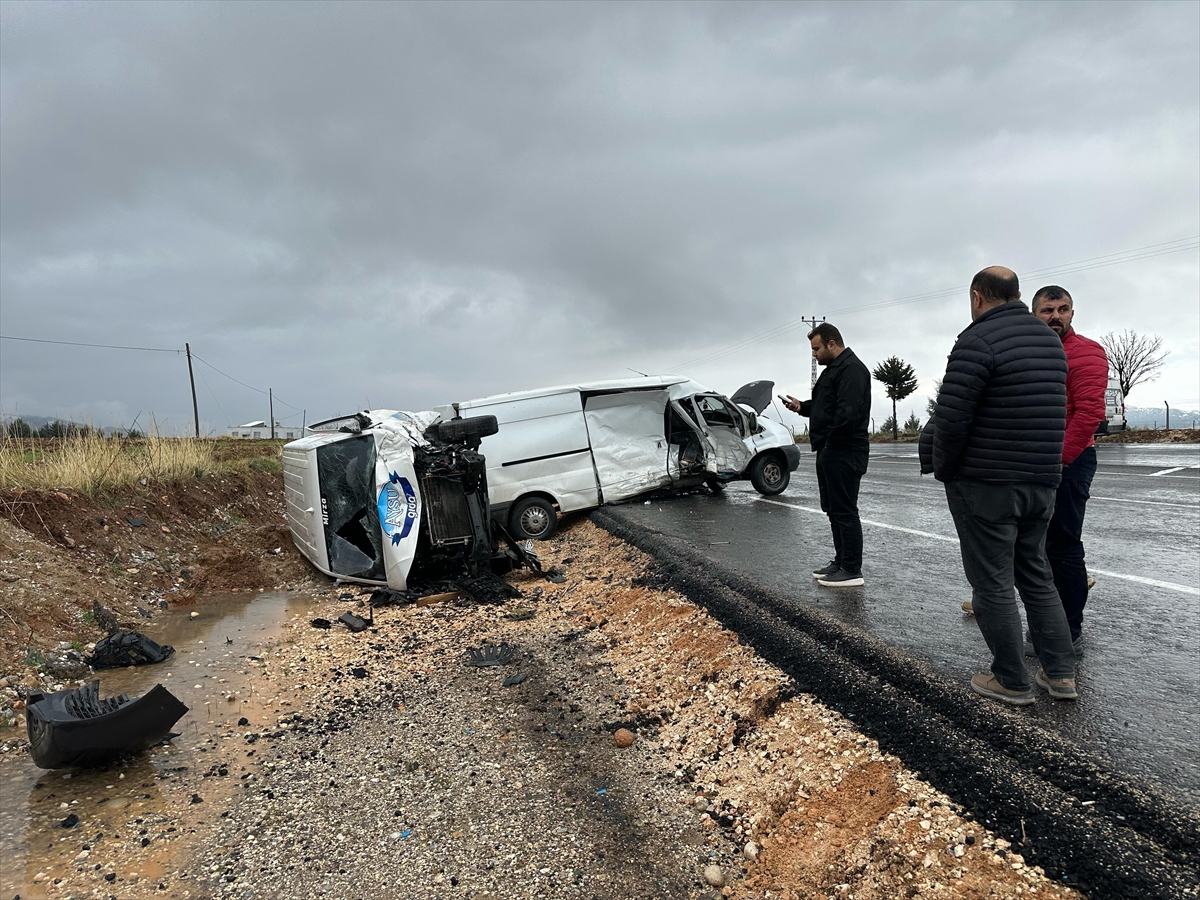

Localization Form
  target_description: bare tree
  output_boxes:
[1099,330,1169,399]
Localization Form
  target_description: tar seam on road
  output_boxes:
[593,508,1200,900]
[756,497,1200,596]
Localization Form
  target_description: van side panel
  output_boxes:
[583,390,672,502]
[467,391,600,512]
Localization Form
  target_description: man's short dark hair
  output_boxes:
[807,322,843,346]
[970,267,1020,305]
[1031,284,1072,312]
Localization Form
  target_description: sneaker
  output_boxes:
[817,568,864,587]
[961,600,974,615]
[1086,574,1096,591]
[812,560,840,578]
[1035,667,1078,700]
[970,674,1035,706]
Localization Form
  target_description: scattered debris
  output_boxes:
[60,813,79,828]
[26,680,188,769]
[338,611,372,633]
[503,608,536,621]
[502,673,527,687]
[125,516,147,528]
[310,618,333,629]
[468,644,517,667]
[88,631,175,669]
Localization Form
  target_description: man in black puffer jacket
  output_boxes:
[932,266,1077,706]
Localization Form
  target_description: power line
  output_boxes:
[671,236,1200,370]
[0,334,180,353]
[188,352,301,411]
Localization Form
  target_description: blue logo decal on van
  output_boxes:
[378,472,418,545]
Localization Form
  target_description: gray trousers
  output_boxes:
[945,479,1076,689]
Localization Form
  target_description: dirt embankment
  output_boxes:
[0,466,316,678]
[1095,428,1200,443]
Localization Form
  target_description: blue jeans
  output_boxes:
[945,479,1076,689]
[1046,447,1097,640]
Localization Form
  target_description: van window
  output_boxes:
[693,395,746,437]
[316,436,385,581]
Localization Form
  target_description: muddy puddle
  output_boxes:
[0,589,320,898]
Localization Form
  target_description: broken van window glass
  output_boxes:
[316,435,385,581]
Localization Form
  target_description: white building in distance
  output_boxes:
[228,421,304,440]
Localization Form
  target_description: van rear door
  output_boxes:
[582,390,672,503]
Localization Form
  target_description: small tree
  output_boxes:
[879,415,897,437]
[872,356,919,440]
[903,412,922,434]
[7,418,34,438]
[1100,330,1168,400]
[926,379,942,418]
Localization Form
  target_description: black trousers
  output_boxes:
[1045,446,1098,641]
[815,446,867,575]
[944,479,1075,688]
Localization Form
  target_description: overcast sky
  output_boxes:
[2,0,1197,435]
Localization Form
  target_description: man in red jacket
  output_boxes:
[1032,285,1109,655]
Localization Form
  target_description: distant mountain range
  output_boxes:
[1123,406,1200,429]
[0,414,132,435]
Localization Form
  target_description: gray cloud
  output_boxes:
[2,0,1197,433]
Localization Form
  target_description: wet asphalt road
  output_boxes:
[604,442,1200,808]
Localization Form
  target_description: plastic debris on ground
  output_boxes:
[468,643,518,667]
[26,680,189,769]
[88,631,175,669]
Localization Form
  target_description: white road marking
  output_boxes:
[1091,495,1199,510]
[1148,465,1200,477]
[756,497,1200,595]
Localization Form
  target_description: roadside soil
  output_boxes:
[0,474,1082,899]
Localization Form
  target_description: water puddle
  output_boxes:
[0,589,320,898]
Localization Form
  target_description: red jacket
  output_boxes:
[1061,329,1109,465]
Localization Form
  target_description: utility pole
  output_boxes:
[185,343,199,439]
[800,316,826,391]
[269,389,275,440]
[302,409,306,433]
[1164,402,1170,431]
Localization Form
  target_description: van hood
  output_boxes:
[730,380,775,415]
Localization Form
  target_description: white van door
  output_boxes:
[687,393,755,474]
[583,390,672,503]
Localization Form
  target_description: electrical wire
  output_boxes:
[0,335,180,352]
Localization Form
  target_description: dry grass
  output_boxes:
[0,431,220,494]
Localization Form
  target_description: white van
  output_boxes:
[1096,373,1126,434]
[434,375,801,539]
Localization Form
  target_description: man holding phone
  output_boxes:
[782,323,872,586]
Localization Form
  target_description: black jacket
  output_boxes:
[799,347,871,454]
[932,301,1066,485]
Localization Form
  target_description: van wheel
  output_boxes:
[510,497,557,540]
[435,415,499,445]
[749,453,789,495]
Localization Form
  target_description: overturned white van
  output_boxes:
[434,375,801,539]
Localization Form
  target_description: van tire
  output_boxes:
[435,415,499,444]
[509,496,558,540]
[749,452,789,495]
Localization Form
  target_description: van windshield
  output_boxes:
[317,436,385,581]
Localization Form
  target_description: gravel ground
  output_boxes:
[199,520,1079,900]
[4,519,1089,899]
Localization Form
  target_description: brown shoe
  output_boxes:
[970,674,1035,706]
[961,600,974,615]
[1036,668,1078,700]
